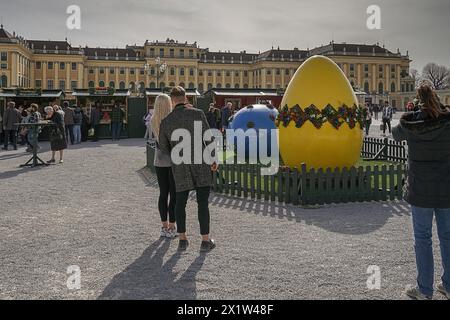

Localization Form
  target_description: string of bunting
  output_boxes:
[276,104,365,130]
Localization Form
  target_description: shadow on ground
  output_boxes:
[98,239,206,300]
[205,193,410,235]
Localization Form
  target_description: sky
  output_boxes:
[0,0,449,71]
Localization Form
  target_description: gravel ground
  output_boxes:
[0,139,446,300]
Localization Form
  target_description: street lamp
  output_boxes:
[147,57,167,89]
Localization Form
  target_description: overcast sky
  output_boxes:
[1,0,449,70]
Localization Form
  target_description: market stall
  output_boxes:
[0,88,65,115]
[72,87,130,139]
[201,88,284,111]
[146,88,201,108]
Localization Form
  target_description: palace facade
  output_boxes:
[0,24,417,108]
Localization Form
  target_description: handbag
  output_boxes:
[88,128,95,137]
[50,127,63,142]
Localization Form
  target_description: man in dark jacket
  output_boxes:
[159,86,217,252]
[110,100,124,141]
[90,103,101,142]
[206,103,218,129]
[2,101,22,150]
[63,101,75,145]
[392,85,450,300]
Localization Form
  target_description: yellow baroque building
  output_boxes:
[0,24,419,108]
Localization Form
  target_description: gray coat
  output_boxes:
[3,107,22,131]
[159,104,213,192]
[393,109,450,208]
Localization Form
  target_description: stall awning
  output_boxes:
[146,88,200,97]
[206,88,283,97]
[72,89,131,97]
[0,89,64,98]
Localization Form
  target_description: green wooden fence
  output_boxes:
[362,137,407,163]
[146,139,407,205]
[211,163,405,205]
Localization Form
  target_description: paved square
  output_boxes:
[0,139,446,299]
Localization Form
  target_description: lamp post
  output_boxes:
[147,57,167,89]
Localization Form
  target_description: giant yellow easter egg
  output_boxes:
[278,55,363,169]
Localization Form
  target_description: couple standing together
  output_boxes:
[151,86,217,253]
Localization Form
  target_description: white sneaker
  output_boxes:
[405,286,432,300]
[160,227,168,238]
[165,228,178,239]
[437,283,450,300]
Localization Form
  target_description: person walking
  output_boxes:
[364,103,373,136]
[110,101,124,141]
[0,109,3,145]
[206,103,218,129]
[72,105,82,144]
[144,107,153,140]
[27,103,42,152]
[373,104,379,121]
[159,86,217,252]
[392,84,450,300]
[45,106,67,164]
[62,101,75,145]
[151,94,177,239]
[381,101,393,136]
[2,101,22,151]
[81,108,89,142]
[90,103,101,142]
[221,102,233,131]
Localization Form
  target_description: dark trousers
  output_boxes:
[111,122,121,140]
[365,120,372,135]
[155,166,177,223]
[3,130,17,149]
[383,118,391,134]
[175,186,210,235]
[65,125,74,145]
[91,124,100,141]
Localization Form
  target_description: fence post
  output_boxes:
[300,163,307,205]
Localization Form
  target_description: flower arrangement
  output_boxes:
[276,104,364,130]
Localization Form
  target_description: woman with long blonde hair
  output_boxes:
[151,94,177,238]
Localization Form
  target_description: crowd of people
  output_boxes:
[362,101,395,136]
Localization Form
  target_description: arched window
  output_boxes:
[198,83,204,92]
[129,82,135,91]
[225,83,231,88]
[207,83,213,90]
[159,82,165,88]
[350,81,355,89]
[170,67,175,76]
[109,81,115,88]
[1,75,7,87]
[149,82,156,89]
[180,68,185,76]
[179,82,185,88]
[390,82,396,93]
[88,81,95,88]
[99,81,105,87]
[119,81,126,90]
[364,82,369,93]
[235,83,240,89]
[217,83,222,88]
[378,82,384,94]
[169,82,176,87]
[243,84,249,89]
[188,82,195,89]
[139,81,145,90]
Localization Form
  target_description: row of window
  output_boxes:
[148,48,196,59]
[35,61,78,71]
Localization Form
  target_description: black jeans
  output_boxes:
[383,118,391,134]
[365,120,372,135]
[155,166,176,223]
[175,186,210,235]
[3,130,17,149]
[91,124,100,141]
[65,125,74,144]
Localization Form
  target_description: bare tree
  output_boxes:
[421,63,450,90]
[410,69,421,88]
